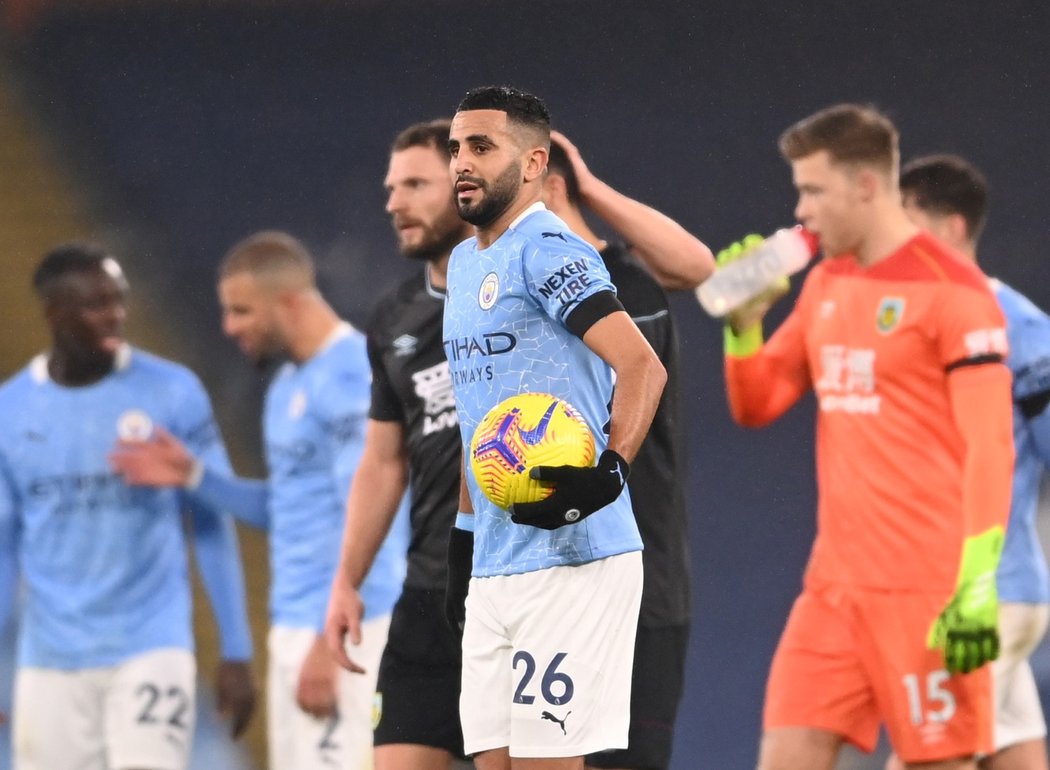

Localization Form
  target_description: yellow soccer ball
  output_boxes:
[470,392,596,510]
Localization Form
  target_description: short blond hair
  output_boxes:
[219,230,315,291]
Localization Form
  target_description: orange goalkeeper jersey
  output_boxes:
[726,232,1013,592]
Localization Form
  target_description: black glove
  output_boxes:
[510,449,629,531]
[445,526,474,635]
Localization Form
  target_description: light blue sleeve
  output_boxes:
[173,375,254,662]
[318,354,370,500]
[192,468,270,530]
[0,454,19,637]
[521,233,616,327]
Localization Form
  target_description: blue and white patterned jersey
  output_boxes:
[993,280,1050,604]
[443,203,643,577]
[0,346,252,668]
[264,323,406,629]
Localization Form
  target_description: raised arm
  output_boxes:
[325,418,408,671]
[551,130,715,290]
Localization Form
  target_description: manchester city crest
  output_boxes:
[875,297,905,334]
[116,409,154,441]
[478,272,499,310]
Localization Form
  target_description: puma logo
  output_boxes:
[541,231,567,241]
[541,710,571,735]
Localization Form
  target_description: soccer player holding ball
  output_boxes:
[443,86,666,770]
[722,105,1014,770]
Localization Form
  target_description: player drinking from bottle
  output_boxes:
[721,104,1014,770]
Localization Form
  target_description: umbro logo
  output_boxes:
[393,334,418,357]
[541,710,571,735]
[541,231,567,242]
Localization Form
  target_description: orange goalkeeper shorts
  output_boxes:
[763,581,993,763]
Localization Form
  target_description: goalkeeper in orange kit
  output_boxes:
[718,104,1014,770]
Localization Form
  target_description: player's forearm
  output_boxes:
[190,507,254,661]
[581,176,714,290]
[192,468,269,529]
[724,312,809,427]
[606,346,666,463]
[950,364,1015,537]
[336,453,408,589]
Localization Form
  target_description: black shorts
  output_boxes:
[373,585,465,757]
[586,623,689,770]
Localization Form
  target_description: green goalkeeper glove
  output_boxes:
[717,235,790,356]
[926,525,1004,674]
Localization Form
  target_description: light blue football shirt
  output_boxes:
[0,346,252,669]
[443,203,643,577]
[263,323,406,629]
[993,280,1050,604]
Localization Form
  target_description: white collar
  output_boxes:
[508,201,547,230]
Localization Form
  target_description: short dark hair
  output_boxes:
[779,103,898,176]
[391,119,453,161]
[900,154,989,242]
[546,141,581,206]
[456,85,551,138]
[33,242,117,299]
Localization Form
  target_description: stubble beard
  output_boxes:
[456,161,521,228]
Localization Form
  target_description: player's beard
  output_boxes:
[397,207,468,263]
[456,161,521,228]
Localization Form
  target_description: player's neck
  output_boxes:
[475,190,543,249]
[855,205,921,267]
[287,295,343,363]
[427,254,450,290]
[47,347,115,387]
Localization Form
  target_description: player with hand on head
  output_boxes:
[896,154,1050,770]
[324,118,475,770]
[110,231,407,770]
[542,130,714,770]
[0,242,255,770]
[443,85,666,770]
[721,105,1014,770]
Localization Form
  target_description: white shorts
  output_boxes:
[12,647,196,770]
[993,602,1050,751]
[460,551,643,759]
[268,617,391,770]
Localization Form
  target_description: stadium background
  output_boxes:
[0,1,1047,768]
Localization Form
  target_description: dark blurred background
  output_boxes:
[0,1,1047,768]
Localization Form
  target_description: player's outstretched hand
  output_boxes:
[926,526,1003,674]
[510,450,629,531]
[216,659,256,738]
[324,578,367,674]
[717,235,790,335]
[108,426,195,487]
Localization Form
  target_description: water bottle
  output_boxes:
[696,226,819,317]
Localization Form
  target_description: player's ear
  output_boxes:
[856,167,880,203]
[523,146,548,184]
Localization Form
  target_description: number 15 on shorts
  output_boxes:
[901,670,956,725]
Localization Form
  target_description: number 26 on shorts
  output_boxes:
[513,651,575,706]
